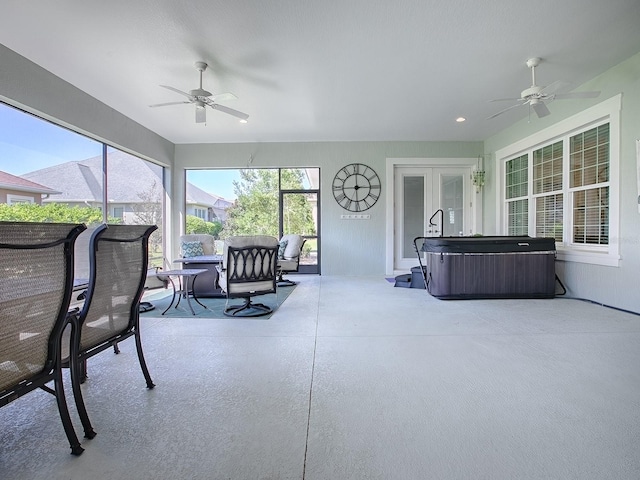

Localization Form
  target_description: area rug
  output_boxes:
[140,284,296,319]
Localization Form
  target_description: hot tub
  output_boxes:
[416,236,556,299]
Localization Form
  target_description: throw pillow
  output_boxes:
[278,239,288,259]
[181,240,205,258]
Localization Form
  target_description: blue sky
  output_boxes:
[186,169,240,200]
[0,102,240,200]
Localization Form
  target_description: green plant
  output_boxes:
[185,215,222,237]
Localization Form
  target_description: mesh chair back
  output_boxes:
[78,224,157,352]
[0,222,85,398]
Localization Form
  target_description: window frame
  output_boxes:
[6,194,36,204]
[495,94,621,267]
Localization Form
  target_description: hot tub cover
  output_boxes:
[420,236,556,254]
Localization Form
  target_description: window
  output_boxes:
[194,207,207,219]
[496,95,620,266]
[106,147,165,268]
[6,194,35,205]
[505,154,529,236]
[186,168,321,274]
[0,101,166,269]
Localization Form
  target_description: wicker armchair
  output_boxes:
[65,223,157,440]
[217,235,279,317]
[0,221,87,455]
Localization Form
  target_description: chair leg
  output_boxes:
[134,330,155,389]
[70,355,97,440]
[53,368,84,455]
[277,271,298,287]
[277,277,297,287]
[224,297,273,317]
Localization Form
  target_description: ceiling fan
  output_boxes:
[488,57,600,120]
[149,61,249,124]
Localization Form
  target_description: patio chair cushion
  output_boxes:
[278,239,288,259]
[218,235,279,295]
[181,240,205,258]
[179,234,216,255]
[280,234,304,260]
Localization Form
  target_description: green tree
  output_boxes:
[0,202,112,225]
[131,180,163,254]
[222,169,316,237]
[185,215,223,237]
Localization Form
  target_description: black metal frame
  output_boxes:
[279,185,321,276]
[67,223,157,441]
[0,222,87,455]
[223,244,278,317]
[413,237,431,292]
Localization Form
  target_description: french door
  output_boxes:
[394,166,471,271]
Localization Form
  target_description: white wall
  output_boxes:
[484,51,640,312]
[174,141,482,275]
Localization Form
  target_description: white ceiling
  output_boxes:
[1,0,640,145]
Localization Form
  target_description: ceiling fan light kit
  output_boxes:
[149,61,249,124]
[488,57,600,120]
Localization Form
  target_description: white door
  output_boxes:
[394,166,471,271]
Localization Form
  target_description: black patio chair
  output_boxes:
[217,235,279,317]
[65,223,157,440]
[0,221,87,455]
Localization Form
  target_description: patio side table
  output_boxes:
[149,268,209,315]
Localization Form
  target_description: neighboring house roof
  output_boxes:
[22,150,163,203]
[0,170,60,195]
[21,151,230,217]
[186,182,233,221]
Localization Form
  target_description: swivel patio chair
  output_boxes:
[217,235,279,317]
[0,221,87,455]
[276,234,306,286]
[66,223,157,440]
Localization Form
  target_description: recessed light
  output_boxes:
[239,119,248,124]
[456,117,466,123]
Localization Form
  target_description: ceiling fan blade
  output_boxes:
[212,92,238,102]
[532,101,551,118]
[159,85,194,100]
[489,97,522,103]
[553,91,601,100]
[149,101,191,108]
[487,102,525,119]
[195,106,206,124]
[539,80,569,96]
[209,103,249,121]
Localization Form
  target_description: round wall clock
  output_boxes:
[332,163,381,212]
